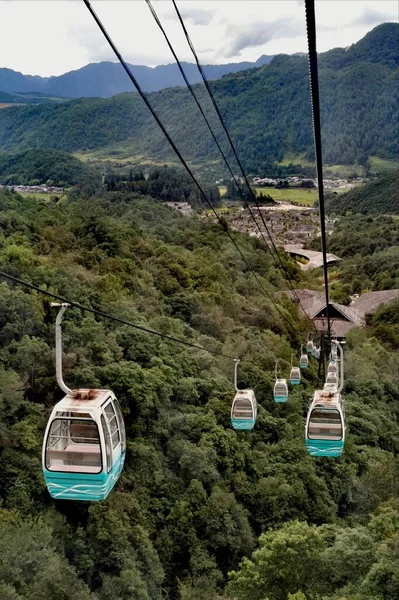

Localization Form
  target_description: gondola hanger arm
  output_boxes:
[51,303,74,396]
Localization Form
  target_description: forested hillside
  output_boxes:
[0,185,398,599]
[0,148,101,186]
[325,170,399,215]
[0,90,66,105]
[310,213,399,297]
[0,23,397,171]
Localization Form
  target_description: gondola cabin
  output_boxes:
[305,387,345,457]
[42,389,126,501]
[326,372,338,386]
[327,361,337,375]
[290,367,301,385]
[306,340,314,353]
[231,390,257,431]
[300,353,309,369]
[274,379,288,403]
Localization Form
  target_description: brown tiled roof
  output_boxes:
[287,288,398,337]
[352,289,399,316]
[312,302,363,324]
[313,318,358,338]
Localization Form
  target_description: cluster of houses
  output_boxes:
[1,184,64,194]
[164,201,194,216]
[252,176,315,187]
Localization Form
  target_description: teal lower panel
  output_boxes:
[232,418,255,431]
[306,439,344,457]
[290,380,301,385]
[274,396,288,403]
[300,364,308,369]
[43,453,125,501]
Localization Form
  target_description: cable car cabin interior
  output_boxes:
[300,354,309,368]
[43,389,126,501]
[231,390,257,431]
[274,379,288,403]
[306,389,344,457]
[290,367,301,385]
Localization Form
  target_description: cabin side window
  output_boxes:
[101,415,112,473]
[45,418,102,473]
[104,401,120,449]
[114,399,126,452]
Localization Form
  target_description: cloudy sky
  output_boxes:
[0,1,397,76]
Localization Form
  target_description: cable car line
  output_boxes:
[170,0,317,333]
[304,0,331,340]
[82,0,297,331]
[145,0,273,246]
[0,270,246,361]
[146,0,283,270]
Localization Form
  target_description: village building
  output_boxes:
[287,288,399,339]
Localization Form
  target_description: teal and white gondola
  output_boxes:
[305,342,345,457]
[42,304,126,501]
[290,366,301,385]
[231,359,257,430]
[305,387,345,457]
[300,346,309,369]
[326,371,338,385]
[327,361,337,375]
[274,361,288,402]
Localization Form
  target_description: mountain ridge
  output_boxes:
[0,23,397,170]
[0,55,277,98]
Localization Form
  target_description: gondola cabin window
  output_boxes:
[45,418,102,473]
[104,401,120,448]
[308,408,342,440]
[101,414,112,472]
[232,397,253,419]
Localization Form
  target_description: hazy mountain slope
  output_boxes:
[0,90,65,105]
[325,169,399,215]
[0,67,46,94]
[0,24,397,169]
[0,56,275,98]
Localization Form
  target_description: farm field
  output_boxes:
[277,152,313,166]
[254,186,317,205]
[368,155,399,173]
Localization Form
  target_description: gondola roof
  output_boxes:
[53,389,113,410]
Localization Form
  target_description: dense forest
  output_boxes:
[0,184,398,599]
[104,166,221,209]
[0,23,397,172]
[0,148,101,187]
[309,214,399,300]
[325,169,399,215]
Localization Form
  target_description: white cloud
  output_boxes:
[0,0,397,76]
